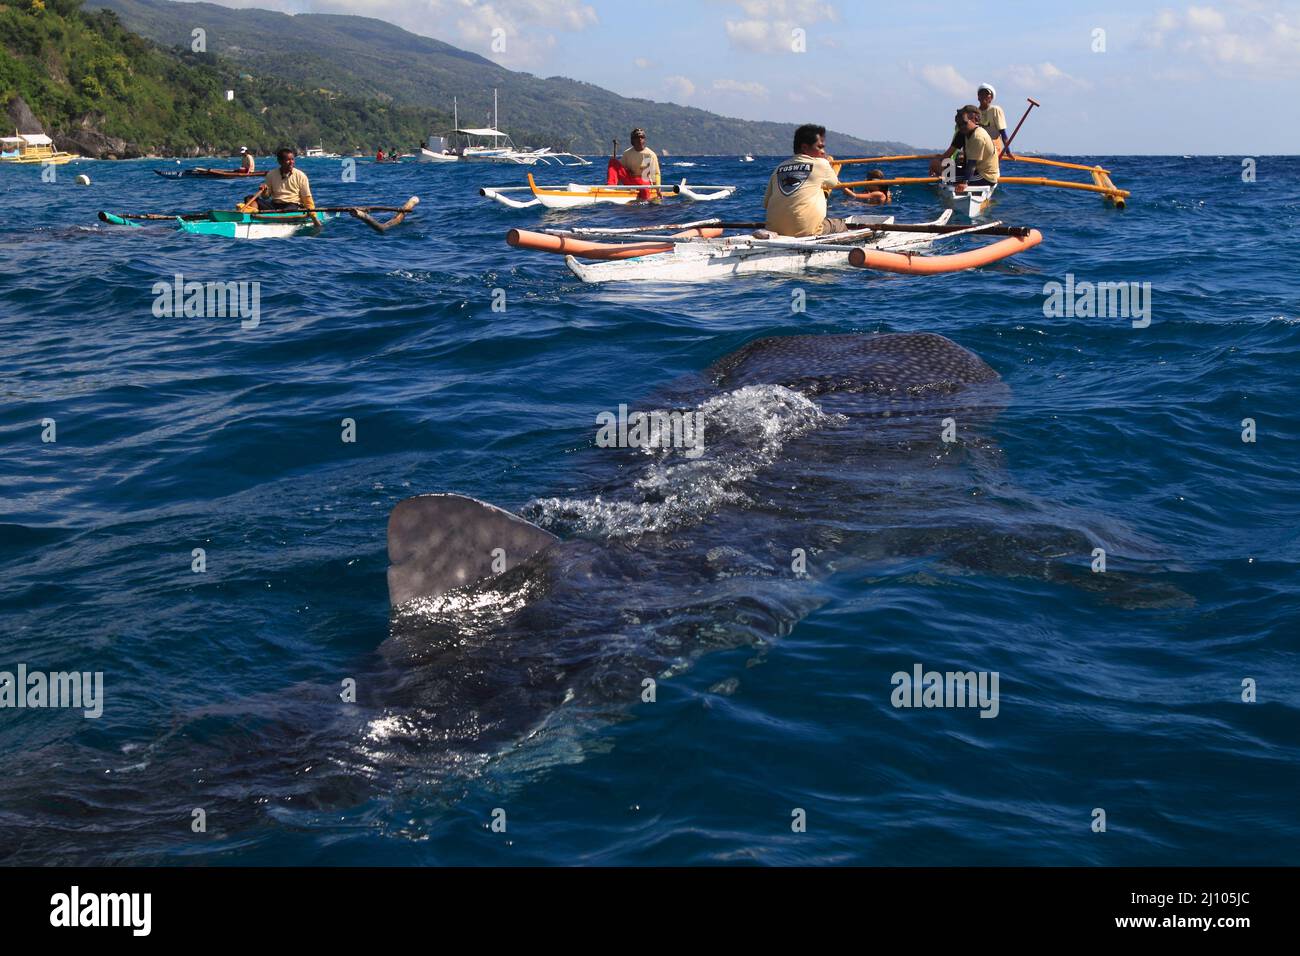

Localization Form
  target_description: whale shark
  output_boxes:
[0,331,1182,862]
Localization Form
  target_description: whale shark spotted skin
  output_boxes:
[388,332,1008,609]
[707,331,1001,396]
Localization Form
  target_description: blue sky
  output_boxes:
[188,0,1300,153]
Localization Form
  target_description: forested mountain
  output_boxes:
[86,0,915,156]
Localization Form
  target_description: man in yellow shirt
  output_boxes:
[621,128,661,201]
[238,146,254,174]
[762,124,846,237]
[954,105,1000,195]
[243,147,315,212]
[976,84,1014,158]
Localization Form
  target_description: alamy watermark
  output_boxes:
[1,664,103,718]
[50,886,150,935]
[1042,273,1151,328]
[152,272,261,329]
[891,663,1000,718]
[596,404,704,459]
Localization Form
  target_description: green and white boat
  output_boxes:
[97,196,418,238]
[100,209,336,239]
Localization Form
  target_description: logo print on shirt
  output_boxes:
[777,162,812,197]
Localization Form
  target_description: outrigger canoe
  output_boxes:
[482,173,736,209]
[98,197,420,239]
[154,168,261,180]
[507,212,1043,283]
[100,209,334,239]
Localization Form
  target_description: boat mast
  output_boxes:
[454,96,458,130]
[494,88,499,131]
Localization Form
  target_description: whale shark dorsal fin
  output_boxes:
[386,494,559,607]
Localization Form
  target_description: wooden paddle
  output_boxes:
[349,196,421,234]
[102,202,421,221]
[1001,97,1040,158]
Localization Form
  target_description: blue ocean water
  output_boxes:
[1,154,1298,865]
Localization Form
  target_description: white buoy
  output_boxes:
[76,174,91,185]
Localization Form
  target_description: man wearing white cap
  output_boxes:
[976,84,1013,158]
[238,146,255,174]
[929,84,1016,176]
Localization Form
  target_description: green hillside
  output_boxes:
[86,0,917,156]
[0,0,449,156]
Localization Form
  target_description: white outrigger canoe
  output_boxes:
[938,182,996,217]
[482,174,736,210]
[507,212,1044,283]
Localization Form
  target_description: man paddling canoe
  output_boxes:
[953,105,1000,195]
[241,146,316,214]
[762,124,847,237]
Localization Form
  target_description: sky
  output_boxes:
[180,0,1300,153]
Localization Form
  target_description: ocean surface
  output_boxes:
[1,154,1298,866]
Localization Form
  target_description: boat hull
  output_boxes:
[485,180,736,210]
[1,152,77,165]
[939,183,996,217]
[418,148,459,163]
[154,168,260,180]
[176,211,331,239]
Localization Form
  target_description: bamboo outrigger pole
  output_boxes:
[835,153,1114,177]
[828,95,1129,206]
[833,175,1128,202]
[831,154,931,166]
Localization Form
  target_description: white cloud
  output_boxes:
[1001,61,1090,91]
[1140,2,1300,73]
[915,64,972,98]
[722,0,840,53]
[1186,5,1228,33]
[713,78,770,97]
[786,84,832,103]
[187,0,599,70]
[633,57,655,69]
[663,75,696,101]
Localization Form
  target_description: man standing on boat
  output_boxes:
[242,147,316,213]
[762,124,846,237]
[953,106,1000,195]
[975,84,1014,158]
[238,146,255,174]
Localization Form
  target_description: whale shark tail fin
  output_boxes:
[387,494,559,608]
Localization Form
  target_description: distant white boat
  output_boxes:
[672,161,698,167]
[418,91,588,166]
[740,153,754,163]
[418,135,458,163]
